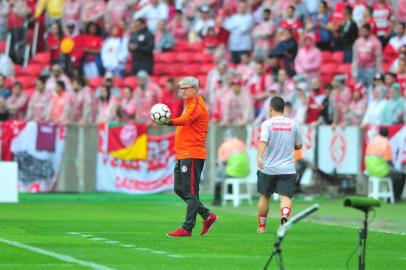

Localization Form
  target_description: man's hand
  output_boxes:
[257,156,264,170]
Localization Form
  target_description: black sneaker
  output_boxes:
[280,217,288,225]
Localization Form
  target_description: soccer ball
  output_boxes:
[150,103,171,124]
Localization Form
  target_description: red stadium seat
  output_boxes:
[88,77,104,90]
[197,75,207,88]
[154,63,171,76]
[176,52,195,63]
[14,65,24,77]
[114,77,124,88]
[187,42,204,51]
[17,64,44,77]
[154,52,177,64]
[320,63,337,75]
[200,64,214,75]
[30,52,50,66]
[170,64,185,76]
[15,75,36,89]
[123,76,138,89]
[178,64,200,76]
[195,53,214,63]
[331,51,344,64]
[337,64,352,75]
[321,51,333,63]
[173,40,189,52]
[25,88,36,98]
[0,41,5,52]
[158,76,170,87]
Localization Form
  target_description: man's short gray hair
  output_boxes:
[178,76,199,88]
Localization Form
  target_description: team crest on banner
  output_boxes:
[106,123,148,161]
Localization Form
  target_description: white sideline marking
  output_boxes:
[120,244,135,248]
[81,234,94,238]
[105,241,120,244]
[135,247,151,251]
[0,237,115,270]
[67,232,81,235]
[308,220,406,236]
[151,251,167,254]
[89,238,107,241]
[167,254,184,258]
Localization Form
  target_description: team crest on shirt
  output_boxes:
[181,165,188,173]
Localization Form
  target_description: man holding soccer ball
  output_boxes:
[155,76,218,237]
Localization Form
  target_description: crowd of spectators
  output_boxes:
[0,0,405,127]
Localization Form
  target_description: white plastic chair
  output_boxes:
[368,176,395,204]
[222,177,252,207]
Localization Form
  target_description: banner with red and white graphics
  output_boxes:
[6,121,65,192]
[363,125,406,171]
[96,125,176,194]
[317,126,361,174]
[301,125,316,164]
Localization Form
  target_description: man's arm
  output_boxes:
[257,121,270,170]
[295,144,302,150]
[257,141,267,170]
[294,123,303,150]
[167,99,200,126]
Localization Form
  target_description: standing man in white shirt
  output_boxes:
[256,96,302,233]
[223,0,254,64]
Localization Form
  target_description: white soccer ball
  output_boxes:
[150,103,171,124]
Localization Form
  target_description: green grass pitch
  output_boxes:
[0,193,405,270]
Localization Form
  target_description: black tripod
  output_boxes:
[263,237,285,270]
[358,210,369,270]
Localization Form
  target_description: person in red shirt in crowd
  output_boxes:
[274,68,296,102]
[96,85,119,124]
[62,21,84,78]
[105,0,136,32]
[331,75,352,127]
[265,54,281,81]
[235,52,255,84]
[160,78,183,119]
[279,5,303,43]
[7,0,31,64]
[372,0,394,47]
[63,0,82,28]
[82,22,104,79]
[332,0,352,25]
[305,78,325,124]
[219,79,253,126]
[133,70,162,123]
[248,60,273,116]
[6,82,28,120]
[352,0,368,28]
[384,23,406,67]
[47,22,64,65]
[81,0,106,27]
[362,6,378,36]
[117,85,136,123]
[252,8,276,60]
[203,27,221,54]
[344,85,367,126]
[26,76,52,122]
[294,33,322,83]
[167,9,189,41]
[212,70,235,122]
[70,77,95,124]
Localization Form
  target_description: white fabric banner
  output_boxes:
[96,133,176,194]
[10,122,65,192]
[318,126,361,174]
